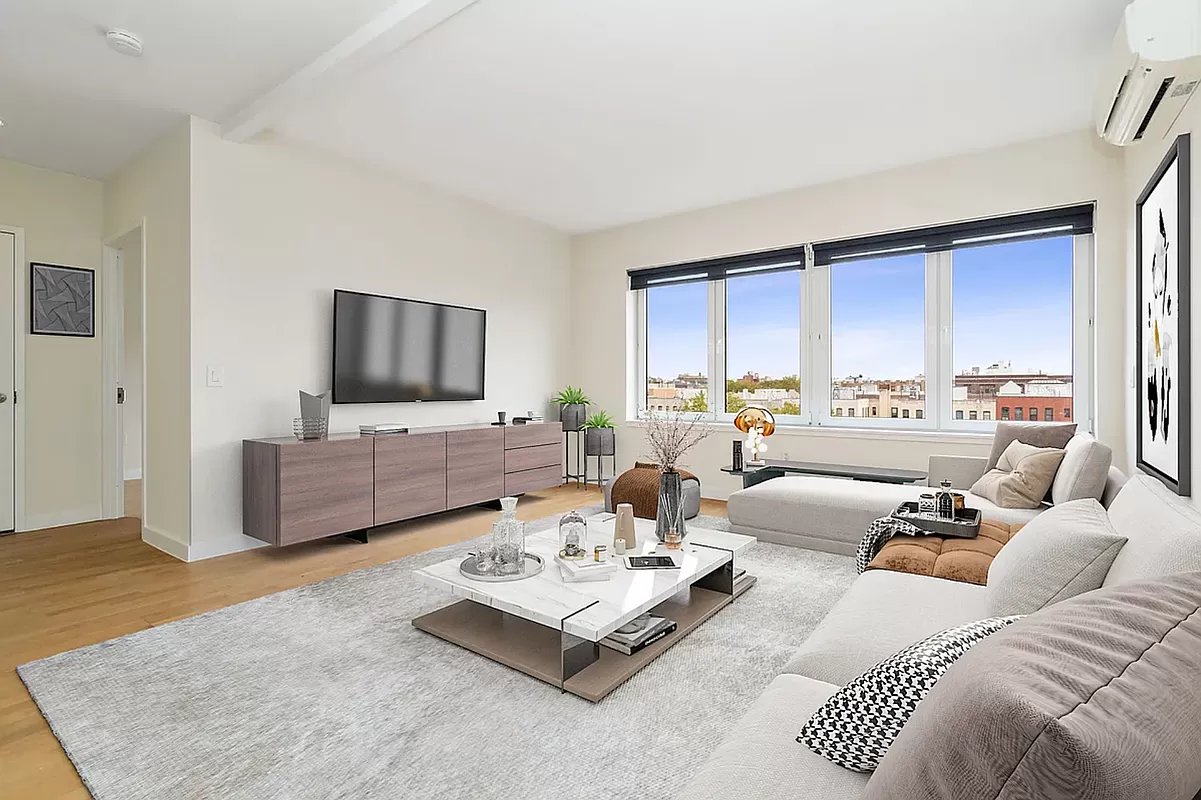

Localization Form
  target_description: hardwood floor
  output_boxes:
[0,484,726,799]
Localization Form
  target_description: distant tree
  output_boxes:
[726,393,747,413]
[779,401,800,415]
[680,392,708,412]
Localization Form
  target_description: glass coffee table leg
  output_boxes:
[561,629,599,686]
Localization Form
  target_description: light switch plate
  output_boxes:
[206,366,224,387]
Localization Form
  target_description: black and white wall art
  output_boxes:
[1136,134,1191,496]
[31,262,95,337]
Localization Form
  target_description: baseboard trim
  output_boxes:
[186,534,268,562]
[20,506,104,533]
[123,468,143,481]
[142,526,190,561]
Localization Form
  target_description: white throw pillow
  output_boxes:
[971,440,1065,509]
[1051,434,1113,505]
[987,499,1127,616]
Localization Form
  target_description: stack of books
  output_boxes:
[359,423,408,435]
[601,615,677,655]
[555,554,617,583]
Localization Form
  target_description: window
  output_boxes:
[834,407,843,416]
[645,282,709,413]
[726,270,801,415]
[950,236,1075,428]
[830,254,926,422]
[632,206,1093,434]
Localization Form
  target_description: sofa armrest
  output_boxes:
[927,455,988,490]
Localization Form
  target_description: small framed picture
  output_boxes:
[31,262,95,337]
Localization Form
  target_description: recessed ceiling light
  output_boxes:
[105,28,144,57]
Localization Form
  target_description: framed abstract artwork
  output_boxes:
[31,262,95,337]
[1135,133,1191,496]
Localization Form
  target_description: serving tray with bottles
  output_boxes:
[890,502,981,538]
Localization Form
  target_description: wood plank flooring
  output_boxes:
[0,484,726,799]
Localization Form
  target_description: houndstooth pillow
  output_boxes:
[797,616,1023,772]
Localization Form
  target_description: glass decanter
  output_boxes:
[492,496,525,575]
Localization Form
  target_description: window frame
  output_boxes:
[632,220,1095,437]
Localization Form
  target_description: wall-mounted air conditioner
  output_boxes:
[1095,0,1201,146]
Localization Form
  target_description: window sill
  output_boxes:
[622,419,993,445]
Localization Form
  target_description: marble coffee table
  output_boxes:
[412,516,755,702]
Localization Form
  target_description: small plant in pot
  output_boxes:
[582,411,616,456]
[554,386,591,432]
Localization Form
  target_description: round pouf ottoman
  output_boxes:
[603,462,702,521]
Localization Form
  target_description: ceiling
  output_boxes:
[0,0,396,177]
[1,0,1130,231]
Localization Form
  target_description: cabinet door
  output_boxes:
[278,438,374,544]
[374,433,447,524]
[446,428,504,508]
[504,422,562,449]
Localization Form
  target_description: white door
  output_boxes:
[0,232,14,531]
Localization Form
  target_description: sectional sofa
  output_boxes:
[679,472,1201,799]
[726,433,1121,554]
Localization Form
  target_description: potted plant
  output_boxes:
[644,409,713,545]
[582,411,616,456]
[554,386,590,432]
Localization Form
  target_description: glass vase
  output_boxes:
[655,470,686,543]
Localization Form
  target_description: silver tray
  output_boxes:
[459,553,545,582]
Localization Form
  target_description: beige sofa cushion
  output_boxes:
[781,570,988,685]
[971,440,1065,509]
[985,421,1076,470]
[1051,434,1113,504]
[676,674,869,800]
[1104,474,1201,586]
[864,571,1201,800]
[986,499,1126,615]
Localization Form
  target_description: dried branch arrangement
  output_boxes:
[643,409,714,472]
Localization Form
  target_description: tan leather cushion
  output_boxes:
[867,520,1019,586]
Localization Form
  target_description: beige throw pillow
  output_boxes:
[971,440,1065,509]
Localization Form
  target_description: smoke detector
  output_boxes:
[105,28,144,57]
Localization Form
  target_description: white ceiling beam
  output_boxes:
[221,0,479,142]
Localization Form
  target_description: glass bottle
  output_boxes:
[492,496,524,575]
[935,479,955,519]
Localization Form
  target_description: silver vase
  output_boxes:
[655,470,686,541]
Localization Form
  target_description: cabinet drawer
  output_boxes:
[505,443,560,473]
[278,438,374,544]
[504,423,562,450]
[505,465,562,496]
[447,428,504,507]
[374,433,447,524]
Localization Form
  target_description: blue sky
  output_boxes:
[646,236,1073,380]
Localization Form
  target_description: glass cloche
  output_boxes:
[558,509,588,560]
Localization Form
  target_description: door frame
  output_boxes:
[101,220,147,522]
[0,225,27,532]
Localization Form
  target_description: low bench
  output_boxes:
[865,519,1021,586]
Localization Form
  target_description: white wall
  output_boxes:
[571,130,1126,500]
[105,121,192,556]
[119,228,143,481]
[187,119,572,559]
[1122,99,1201,509]
[0,158,105,530]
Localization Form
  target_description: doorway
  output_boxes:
[0,230,15,532]
[102,224,146,523]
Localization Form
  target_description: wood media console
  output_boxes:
[242,421,563,546]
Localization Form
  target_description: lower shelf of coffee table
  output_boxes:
[412,584,735,702]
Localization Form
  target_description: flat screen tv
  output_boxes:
[333,289,486,403]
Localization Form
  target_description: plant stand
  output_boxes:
[563,429,585,486]
[583,427,616,489]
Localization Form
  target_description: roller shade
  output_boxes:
[627,244,806,290]
[810,204,1094,266]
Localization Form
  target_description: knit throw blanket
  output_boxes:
[855,516,924,574]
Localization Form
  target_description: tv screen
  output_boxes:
[333,290,486,403]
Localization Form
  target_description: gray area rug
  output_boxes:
[19,507,855,800]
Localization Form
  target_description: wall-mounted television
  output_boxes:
[332,289,486,403]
